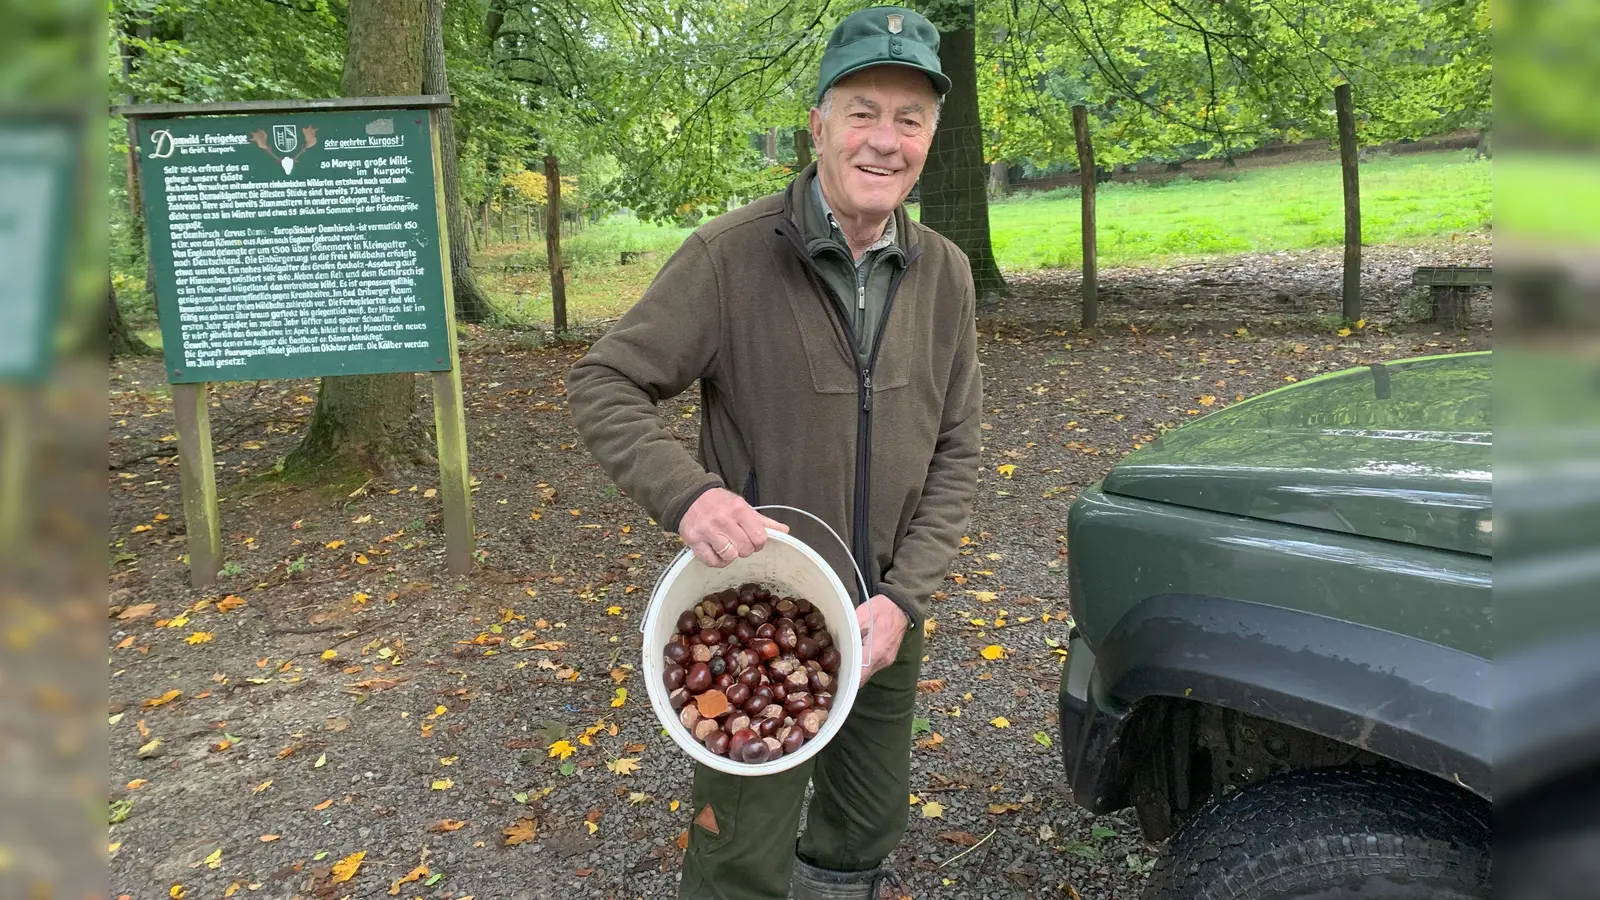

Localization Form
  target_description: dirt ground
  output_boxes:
[107,240,1491,900]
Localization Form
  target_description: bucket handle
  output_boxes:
[639,504,879,672]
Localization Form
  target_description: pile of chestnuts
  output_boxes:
[662,581,841,764]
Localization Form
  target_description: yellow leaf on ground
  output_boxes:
[259,835,279,842]
[991,716,1011,728]
[909,794,922,805]
[586,820,599,835]
[143,689,182,708]
[605,606,623,616]
[252,780,272,794]
[354,553,370,565]
[170,886,184,899]
[440,756,458,766]
[996,464,1016,478]
[352,592,369,605]
[325,540,345,549]
[203,848,222,869]
[430,819,468,832]
[607,757,641,776]
[186,632,214,645]
[969,591,998,603]
[217,595,246,612]
[423,488,438,498]
[331,850,364,883]
[388,865,428,895]
[505,818,537,846]
[980,645,1006,660]
[132,524,152,533]
[548,739,577,760]
[1199,395,1216,407]
[313,798,334,811]
[921,802,944,818]
[669,800,681,812]
[431,779,454,790]
[127,778,148,790]
[611,687,628,708]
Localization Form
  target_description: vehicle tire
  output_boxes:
[1139,767,1490,900]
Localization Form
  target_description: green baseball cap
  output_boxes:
[814,6,951,105]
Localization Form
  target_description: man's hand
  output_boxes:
[858,594,909,681]
[679,488,789,567]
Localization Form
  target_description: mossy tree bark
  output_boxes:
[285,0,434,477]
[107,282,152,359]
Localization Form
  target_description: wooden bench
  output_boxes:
[1412,266,1491,327]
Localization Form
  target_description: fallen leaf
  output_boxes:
[996,464,1016,478]
[116,635,136,649]
[991,716,1011,728]
[330,850,364,883]
[142,689,182,708]
[988,802,1023,814]
[669,800,681,812]
[605,605,623,616]
[548,739,577,760]
[259,835,279,842]
[118,603,156,621]
[1033,731,1053,747]
[185,632,214,645]
[440,755,459,766]
[314,752,327,768]
[217,595,246,612]
[695,689,728,719]
[921,802,944,818]
[607,757,641,776]
[313,798,334,811]
[430,819,469,832]
[388,865,428,895]
[939,831,980,846]
[611,687,628,708]
[169,886,184,899]
[505,819,537,846]
[203,848,222,869]
[325,540,345,550]
[585,821,599,835]
[979,645,1006,661]
[917,679,945,693]
[629,791,650,804]
[432,779,454,790]
[354,553,370,565]
[1199,395,1216,407]
[424,488,438,498]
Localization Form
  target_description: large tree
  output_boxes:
[425,0,494,323]
[284,0,434,476]
[918,0,1007,303]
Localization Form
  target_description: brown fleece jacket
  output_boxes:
[565,163,982,627]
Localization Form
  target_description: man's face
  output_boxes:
[809,66,938,225]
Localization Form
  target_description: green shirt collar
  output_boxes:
[804,173,901,263]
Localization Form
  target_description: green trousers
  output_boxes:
[677,625,926,899]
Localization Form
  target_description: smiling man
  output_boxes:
[567,6,982,898]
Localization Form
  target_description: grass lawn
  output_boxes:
[959,149,1491,270]
[477,149,1490,327]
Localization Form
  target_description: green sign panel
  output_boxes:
[0,113,80,382]
[136,108,450,383]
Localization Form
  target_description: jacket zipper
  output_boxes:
[775,218,920,602]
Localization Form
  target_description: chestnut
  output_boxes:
[700,627,723,646]
[686,662,712,694]
[761,737,783,761]
[678,610,699,635]
[783,692,812,716]
[785,670,810,691]
[691,643,714,664]
[706,731,731,756]
[669,687,691,710]
[756,717,781,739]
[664,642,691,666]
[736,603,751,618]
[698,615,717,632]
[797,708,828,736]
[726,683,751,708]
[719,592,740,614]
[769,657,799,677]
[664,664,687,691]
[781,726,806,754]
[747,606,771,628]
[752,639,779,662]
[717,614,739,632]
[725,714,752,736]
[709,656,726,677]
[796,598,813,615]
[776,624,799,653]
[742,695,768,717]
[818,648,841,674]
[738,669,762,689]
[810,671,835,694]
[680,705,702,730]
[814,631,833,651]
[805,612,826,631]
[757,623,777,640]
[796,637,818,661]
[728,727,759,759]
[775,598,797,618]
[814,692,833,710]
[760,703,785,720]
[771,683,787,703]
[734,622,756,644]
[739,737,767,763]
[753,686,774,705]
[714,673,734,691]
[694,718,720,743]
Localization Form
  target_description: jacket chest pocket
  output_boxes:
[785,279,913,397]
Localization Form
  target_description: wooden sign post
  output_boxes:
[115,95,473,588]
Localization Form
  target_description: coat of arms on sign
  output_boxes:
[272,124,298,154]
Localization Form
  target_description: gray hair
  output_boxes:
[818,84,943,133]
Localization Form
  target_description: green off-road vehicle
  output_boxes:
[1057,351,1492,899]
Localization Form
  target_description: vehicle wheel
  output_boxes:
[1139,767,1490,900]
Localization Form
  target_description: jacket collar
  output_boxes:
[781,161,920,256]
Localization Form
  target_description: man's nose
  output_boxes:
[865,117,899,154]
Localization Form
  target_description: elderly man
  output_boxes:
[567,6,982,898]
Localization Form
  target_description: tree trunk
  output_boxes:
[794,126,812,168]
[987,159,1008,197]
[1072,106,1098,328]
[545,154,568,333]
[1335,83,1361,323]
[765,127,778,162]
[425,0,493,323]
[918,1,1005,305]
[106,282,152,358]
[286,0,432,477]
[119,18,158,320]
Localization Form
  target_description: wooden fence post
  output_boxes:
[544,154,568,333]
[1072,105,1098,328]
[172,382,222,588]
[1335,83,1361,322]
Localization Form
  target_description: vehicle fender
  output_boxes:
[1096,593,1490,799]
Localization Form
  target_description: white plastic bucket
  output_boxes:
[641,514,866,776]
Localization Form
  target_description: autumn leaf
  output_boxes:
[388,865,428,896]
[431,779,454,790]
[921,801,944,818]
[252,780,272,794]
[996,464,1016,478]
[325,540,345,550]
[979,645,1006,661]
[330,850,364,883]
[611,687,628,708]
[917,679,945,693]
[1198,395,1216,407]
[695,689,729,719]
[186,632,214,645]
[429,819,468,833]
[988,802,1023,815]
[1034,732,1053,747]
[605,605,623,616]
[354,553,370,565]
[142,689,182,708]
[313,798,334,811]
[505,818,537,846]
[117,603,156,621]
[1336,327,1352,337]
[216,595,246,612]
[548,739,577,760]
[939,831,980,846]
[607,756,641,776]
[203,848,222,869]
[991,716,1011,728]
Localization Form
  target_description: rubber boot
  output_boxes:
[789,855,887,900]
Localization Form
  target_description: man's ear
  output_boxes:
[807,106,823,149]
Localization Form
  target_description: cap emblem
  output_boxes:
[887,13,903,33]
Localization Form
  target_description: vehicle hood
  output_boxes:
[1101,352,1492,557]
